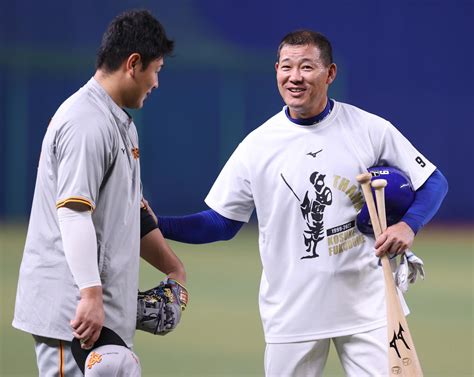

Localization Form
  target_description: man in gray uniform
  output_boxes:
[13,10,185,376]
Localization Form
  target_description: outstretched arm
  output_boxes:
[157,209,245,244]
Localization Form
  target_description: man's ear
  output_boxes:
[126,53,141,76]
[326,63,337,85]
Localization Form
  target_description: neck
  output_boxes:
[94,70,125,108]
[286,99,333,126]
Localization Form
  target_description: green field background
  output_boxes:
[1,223,473,376]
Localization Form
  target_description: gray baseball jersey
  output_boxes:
[13,77,142,347]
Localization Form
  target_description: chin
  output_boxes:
[285,98,306,109]
[128,102,143,110]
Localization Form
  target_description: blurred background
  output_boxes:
[0,0,473,376]
[1,0,474,220]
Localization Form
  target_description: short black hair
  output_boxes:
[277,30,333,67]
[96,9,174,72]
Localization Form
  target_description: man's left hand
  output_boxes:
[374,221,414,257]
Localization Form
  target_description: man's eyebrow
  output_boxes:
[280,57,317,63]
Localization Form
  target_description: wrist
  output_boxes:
[80,285,103,300]
[399,220,416,237]
[400,215,422,235]
[167,271,186,286]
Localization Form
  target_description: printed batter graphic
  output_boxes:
[281,170,333,259]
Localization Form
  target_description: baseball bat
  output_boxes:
[356,173,423,376]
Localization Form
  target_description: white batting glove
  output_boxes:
[405,250,425,283]
[395,250,425,293]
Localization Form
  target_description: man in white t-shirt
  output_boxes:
[155,30,448,376]
[13,10,187,377]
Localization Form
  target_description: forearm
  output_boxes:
[402,169,448,234]
[140,228,186,284]
[57,206,101,289]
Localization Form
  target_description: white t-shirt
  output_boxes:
[13,78,142,346]
[205,100,435,343]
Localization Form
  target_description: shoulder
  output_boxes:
[333,100,393,139]
[50,86,116,138]
[241,109,286,145]
[335,101,390,126]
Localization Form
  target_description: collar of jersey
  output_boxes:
[88,77,133,128]
[284,98,334,126]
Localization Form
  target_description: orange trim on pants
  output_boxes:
[59,340,65,377]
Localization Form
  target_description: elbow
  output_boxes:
[220,226,242,241]
[437,169,449,198]
[219,220,244,241]
[441,175,449,197]
[221,231,238,241]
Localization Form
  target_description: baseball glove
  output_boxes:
[136,278,189,335]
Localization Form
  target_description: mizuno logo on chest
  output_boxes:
[307,149,323,158]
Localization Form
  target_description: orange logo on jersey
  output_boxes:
[180,290,189,306]
[132,147,140,159]
[87,352,103,369]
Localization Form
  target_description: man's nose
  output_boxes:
[290,69,302,82]
[151,74,159,89]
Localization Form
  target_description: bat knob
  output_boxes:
[356,173,372,184]
[371,179,387,189]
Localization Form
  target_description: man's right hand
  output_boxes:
[70,286,104,349]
